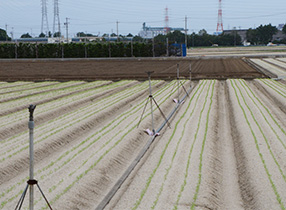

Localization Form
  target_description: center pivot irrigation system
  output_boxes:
[15,105,52,210]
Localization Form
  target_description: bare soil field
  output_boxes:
[0,58,267,81]
[0,78,285,210]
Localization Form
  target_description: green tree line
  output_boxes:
[0,42,178,58]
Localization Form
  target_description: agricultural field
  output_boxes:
[0,76,285,209]
[250,58,286,79]
[0,57,267,81]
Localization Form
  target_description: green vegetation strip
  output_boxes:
[0,80,132,146]
[0,81,152,207]
[131,81,208,210]
[0,80,110,127]
[239,80,286,146]
[0,80,175,208]
[0,80,115,123]
[265,79,286,94]
[230,79,285,210]
[0,81,146,160]
[150,81,207,210]
[268,79,286,90]
[40,81,180,209]
[259,79,286,98]
[234,79,286,183]
[0,81,60,95]
[190,80,215,210]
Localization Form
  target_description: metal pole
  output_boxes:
[64,18,69,43]
[108,34,111,57]
[152,32,155,57]
[116,20,119,42]
[177,64,180,102]
[85,32,87,58]
[147,72,155,133]
[131,37,133,57]
[5,24,8,42]
[28,105,36,210]
[185,16,187,48]
[15,42,18,59]
[166,38,169,56]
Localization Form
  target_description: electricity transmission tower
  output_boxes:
[53,0,61,36]
[41,0,49,36]
[216,0,223,33]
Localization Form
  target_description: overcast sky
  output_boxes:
[0,0,285,38]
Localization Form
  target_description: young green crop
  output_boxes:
[150,81,207,210]
[230,79,285,210]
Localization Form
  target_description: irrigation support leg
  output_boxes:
[151,97,171,128]
[15,184,29,210]
[177,64,180,102]
[180,81,190,98]
[149,95,155,133]
[137,97,150,128]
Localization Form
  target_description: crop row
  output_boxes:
[0,80,126,128]
[230,79,286,209]
[129,80,215,210]
[0,80,152,160]
[0,79,185,209]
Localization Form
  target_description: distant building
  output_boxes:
[272,30,286,41]
[278,24,285,31]
[223,29,248,43]
[139,22,185,39]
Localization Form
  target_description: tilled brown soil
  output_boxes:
[0,58,267,81]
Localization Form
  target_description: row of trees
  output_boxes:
[154,30,242,47]
[0,42,183,58]
[246,24,283,45]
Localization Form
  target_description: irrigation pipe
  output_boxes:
[95,84,193,210]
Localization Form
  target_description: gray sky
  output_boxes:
[0,0,285,38]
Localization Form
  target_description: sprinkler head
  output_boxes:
[28,104,36,121]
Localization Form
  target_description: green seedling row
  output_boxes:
[0,79,177,208]
[230,79,285,210]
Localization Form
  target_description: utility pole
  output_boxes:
[131,37,133,57]
[152,31,155,57]
[64,18,70,43]
[192,30,194,48]
[5,24,8,42]
[108,34,111,57]
[116,20,119,41]
[185,16,188,48]
[166,37,169,56]
[85,31,87,58]
[10,27,14,40]
[233,27,236,46]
